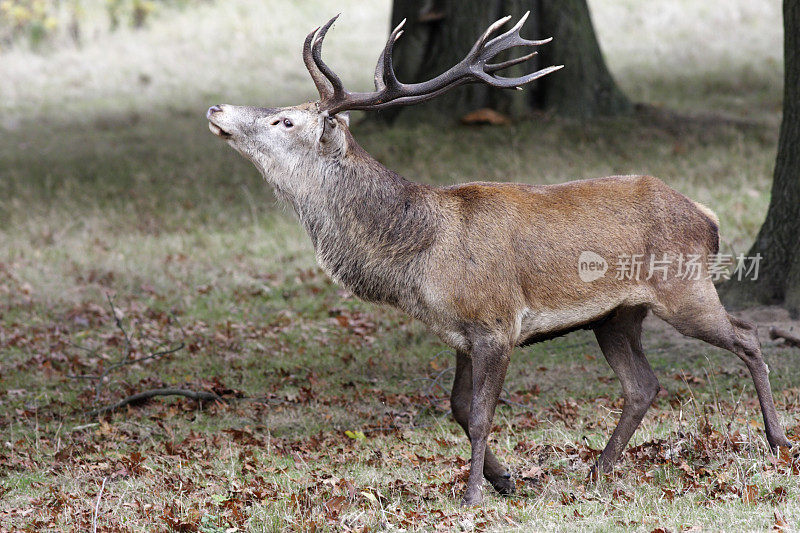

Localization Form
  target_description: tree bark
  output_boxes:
[381,0,630,121]
[721,0,800,316]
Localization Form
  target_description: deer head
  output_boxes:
[206,13,561,199]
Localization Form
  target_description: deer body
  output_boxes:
[268,124,717,351]
[207,14,791,505]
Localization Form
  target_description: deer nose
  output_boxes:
[206,105,223,119]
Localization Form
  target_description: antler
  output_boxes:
[302,12,563,116]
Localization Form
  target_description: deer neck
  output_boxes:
[291,142,438,305]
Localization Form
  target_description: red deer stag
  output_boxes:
[206,13,791,505]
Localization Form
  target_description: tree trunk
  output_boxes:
[381,0,630,122]
[721,0,800,316]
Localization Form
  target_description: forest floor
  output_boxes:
[2,0,799,531]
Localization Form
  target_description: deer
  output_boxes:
[206,13,791,505]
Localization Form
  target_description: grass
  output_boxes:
[1,0,799,531]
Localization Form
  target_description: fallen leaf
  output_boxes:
[345,430,366,441]
[521,465,544,478]
[460,108,511,126]
[774,510,788,530]
[741,484,758,504]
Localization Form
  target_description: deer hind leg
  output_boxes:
[593,305,660,473]
[654,281,791,450]
[451,350,514,497]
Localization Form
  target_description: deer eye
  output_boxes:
[282,118,293,128]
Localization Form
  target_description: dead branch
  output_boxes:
[769,327,800,349]
[92,294,184,401]
[69,293,214,419]
[88,388,224,416]
[92,341,185,401]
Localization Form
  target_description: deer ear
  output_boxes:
[319,114,341,145]
[338,111,350,128]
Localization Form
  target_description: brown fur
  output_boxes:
[414,176,720,346]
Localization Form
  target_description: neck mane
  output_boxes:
[292,131,439,305]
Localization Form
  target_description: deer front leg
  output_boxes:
[462,339,511,506]
[451,350,514,495]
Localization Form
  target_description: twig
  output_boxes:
[726,386,746,438]
[498,381,555,412]
[169,311,188,339]
[411,357,455,412]
[348,419,438,435]
[107,293,133,361]
[702,360,723,423]
[498,397,538,412]
[66,341,97,354]
[68,293,186,405]
[65,373,99,380]
[412,365,454,395]
[92,477,107,533]
[88,388,223,417]
[93,342,185,401]
[769,327,800,349]
[678,370,702,448]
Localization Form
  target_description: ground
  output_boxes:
[1,0,799,531]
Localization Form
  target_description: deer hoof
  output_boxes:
[460,489,483,506]
[489,473,515,495]
[768,437,793,452]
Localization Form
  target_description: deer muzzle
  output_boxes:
[207,104,233,139]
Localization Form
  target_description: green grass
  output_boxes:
[1,0,799,530]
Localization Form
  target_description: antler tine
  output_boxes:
[311,14,347,101]
[303,26,334,100]
[485,11,529,50]
[469,14,512,55]
[483,11,552,59]
[477,64,564,90]
[374,19,405,92]
[485,50,538,74]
